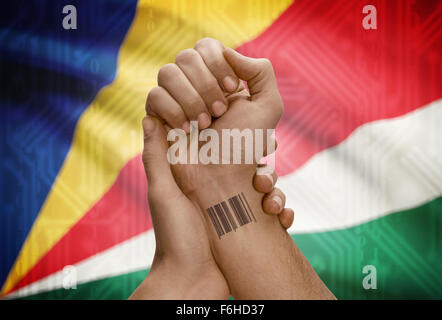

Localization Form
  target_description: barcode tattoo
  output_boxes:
[206,192,257,239]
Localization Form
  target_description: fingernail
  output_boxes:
[142,116,155,135]
[182,121,190,133]
[222,76,237,92]
[256,165,274,176]
[197,113,211,129]
[212,101,227,117]
[256,166,274,186]
[271,195,283,212]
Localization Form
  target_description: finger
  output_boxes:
[223,47,281,106]
[224,80,250,102]
[253,165,278,194]
[142,116,182,196]
[279,208,294,229]
[262,188,286,215]
[146,86,189,132]
[158,63,211,129]
[194,38,239,93]
[175,49,229,117]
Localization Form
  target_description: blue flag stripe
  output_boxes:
[0,0,138,285]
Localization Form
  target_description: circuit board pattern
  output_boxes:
[1,0,441,299]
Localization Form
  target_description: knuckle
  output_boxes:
[175,48,199,65]
[167,105,185,122]
[206,58,224,72]
[146,86,163,105]
[200,79,219,95]
[257,58,273,71]
[157,63,179,83]
[194,37,219,50]
[186,97,204,114]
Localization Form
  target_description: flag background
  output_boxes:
[1,0,441,299]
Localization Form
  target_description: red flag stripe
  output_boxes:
[10,155,151,293]
[235,0,441,175]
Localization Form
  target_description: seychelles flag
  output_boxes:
[1,0,441,299]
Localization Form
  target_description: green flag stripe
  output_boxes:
[295,197,442,299]
[20,197,442,300]
[18,269,149,300]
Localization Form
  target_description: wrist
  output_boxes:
[131,258,229,300]
[185,164,258,208]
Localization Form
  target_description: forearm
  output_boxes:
[190,166,336,300]
[129,258,229,300]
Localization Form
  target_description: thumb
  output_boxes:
[142,116,180,195]
[223,47,279,104]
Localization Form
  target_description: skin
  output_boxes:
[130,124,293,299]
[135,38,335,299]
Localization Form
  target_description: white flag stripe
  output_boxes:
[282,99,442,234]
[7,230,156,299]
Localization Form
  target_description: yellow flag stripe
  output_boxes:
[2,0,293,294]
